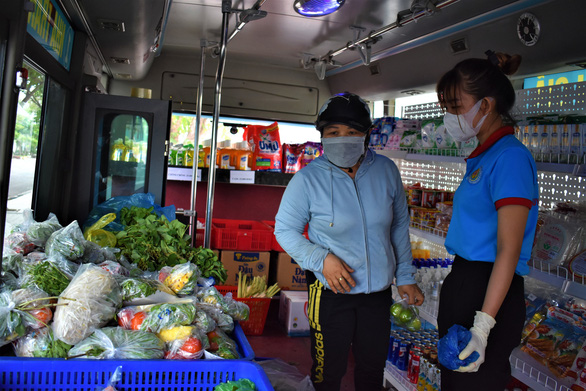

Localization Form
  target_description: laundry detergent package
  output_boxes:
[301,141,322,169]
[370,117,396,149]
[283,143,305,174]
[243,122,282,172]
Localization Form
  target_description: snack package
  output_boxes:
[243,122,282,172]
[52,264,122,345]
[389,297,422,332]
[13,327,72,358]
[521,317,574,367]
[282,143,305,174]
[300,141,322,168]
[68,327,164,359]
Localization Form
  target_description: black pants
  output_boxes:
[306,272,392,391]
[437,256,525,391]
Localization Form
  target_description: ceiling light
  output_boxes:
[294,0,345,17]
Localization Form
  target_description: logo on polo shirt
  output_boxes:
[468,167,482,184]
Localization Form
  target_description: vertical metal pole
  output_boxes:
[204,0,230,248]
[189,40,207,247]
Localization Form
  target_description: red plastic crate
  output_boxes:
[211,219,273,251]
[216,285,271,336]
[262,220,308,252]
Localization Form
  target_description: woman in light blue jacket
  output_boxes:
[275,92,424,391]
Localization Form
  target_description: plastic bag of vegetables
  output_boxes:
[118,277,177,305]
[20,259,72,297]
[117,301,196,333]
[196,303,234,334]
[52,264,122,345]
[197,286,250,321]
[45,221,86,261]
[21,210,62,248]
[68,327,164,359]
[13,327,72,358]
[4,232,35,255]
[193,308,217,334]
[159,262,201,296]
[213,379,256,391]
[0,288,55,347]
[158,325,207,360]
[206,327,240,359]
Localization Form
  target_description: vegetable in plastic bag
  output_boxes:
[80,240,118,264]
[117,302,196,333]
[4,232,35,255]
[45,221,86,261]
[438,324,480,370]
[68,327,164,359]
[0,290,28,346]
[21,260,72,296]
[53,264,122,345]
[2,249,23,276]
[24,211,62,247]
[213,379,256,391]
[119,277,176,305]
[13,327,72,358]
[196,302,234,334]
[84,213,117,248]
[194,309,217,334]
[206,328,240,359]
[11,287,53,329]
[161,326,207,360]
[390,298,422,332]
[161,262,201,296]
[197,286,249,321]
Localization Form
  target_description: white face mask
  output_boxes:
[443,99,489,142]
[321,136,366,168]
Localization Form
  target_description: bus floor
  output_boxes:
[247,299,390,391]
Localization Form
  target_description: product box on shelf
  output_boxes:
[278,290,310,336]
[221,250,270,286]
[274,252,307,291]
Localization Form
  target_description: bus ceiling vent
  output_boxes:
[293,0,345,17]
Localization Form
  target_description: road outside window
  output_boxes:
[4,63,45,237]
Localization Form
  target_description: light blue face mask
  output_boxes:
[321,135,366,168]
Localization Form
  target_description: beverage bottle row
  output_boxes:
[169,140,253,170]
[413,258,453,301]
[516,123,586,164]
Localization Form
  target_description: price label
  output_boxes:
[167,167,202,182]
[230,170,255,184]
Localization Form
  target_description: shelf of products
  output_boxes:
[419,299,439,328]
[167,166,294,186]
[528,261,586,301]
[510,347,573,391]
[383,361,417,391]
[409,225,447,247]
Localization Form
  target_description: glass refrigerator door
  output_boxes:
[96,113,150,203]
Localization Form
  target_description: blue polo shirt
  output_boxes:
[444,127,539,275]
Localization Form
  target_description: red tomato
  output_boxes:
[117,308,133,329]
[207,330,220,342]
[131,311,147,331]
[164,351,185,360]
[30,307,52,327]
[180,337,202,354]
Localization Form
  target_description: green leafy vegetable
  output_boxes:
[23,261,71,296]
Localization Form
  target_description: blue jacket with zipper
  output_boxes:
[274,149,415,294]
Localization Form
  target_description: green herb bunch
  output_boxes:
[114,207,227,283]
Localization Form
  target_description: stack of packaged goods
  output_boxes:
[412,258,453,303]
[405,183,454,235]
[282,142,322,174]
[515,116,586,164]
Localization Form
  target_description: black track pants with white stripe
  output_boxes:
[306,271,393,391]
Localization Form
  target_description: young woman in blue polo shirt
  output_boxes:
[436,52,539,390]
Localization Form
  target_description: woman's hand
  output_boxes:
[397,284,425,306]
[322,253,356,293]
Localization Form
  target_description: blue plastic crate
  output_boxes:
[0,358,274,390]
[233,322,255,360]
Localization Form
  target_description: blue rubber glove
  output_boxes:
[456,311,496,372]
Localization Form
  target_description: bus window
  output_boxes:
[5,63,45,236]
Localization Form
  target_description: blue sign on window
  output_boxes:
[524,69,586,89]
[26,0,74,71]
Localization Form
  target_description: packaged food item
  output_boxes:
[407,183,423,206]
[243,122,282,172]
[283,143,305,174]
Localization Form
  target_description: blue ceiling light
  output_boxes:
[294,0,346,17]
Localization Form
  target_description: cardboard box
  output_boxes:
[220,251,270,286]
[279,290,310,336]
[275,252,307,291]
